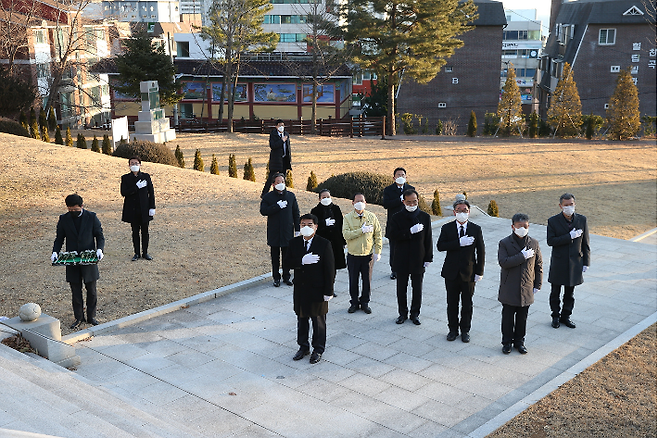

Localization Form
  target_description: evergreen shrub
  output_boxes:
[114,140,178,166]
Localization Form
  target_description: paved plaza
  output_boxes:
[1,212,656,437]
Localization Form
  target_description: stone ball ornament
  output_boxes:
[19,303,42,321]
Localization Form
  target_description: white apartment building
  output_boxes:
[98,0,180,23]
[263,0,334,53]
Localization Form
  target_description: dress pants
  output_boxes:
[347,254,372,306]
[501,304,529,346]
[445,278,475,333]
[131,221,149,255]
[396,271,423,318]
[270,246,290,281]
[549,283,575,318]
[297,315,326,353]
[70,281,97,321]
[388,239,396,270]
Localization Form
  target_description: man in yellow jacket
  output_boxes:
[342,193,383,314]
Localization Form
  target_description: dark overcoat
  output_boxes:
[382,182,415,237]
[268,128,292,172]
[121,172,155,224]
[52,210,105,283]
[547,212,590,286]
[310,202,346,269]
[387,208,433,274]
[497,233,543,307]
[260,189,300,247]
[284,235,335,317]
[437,220,485,282]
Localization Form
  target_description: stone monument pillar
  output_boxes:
[130,80,176,143]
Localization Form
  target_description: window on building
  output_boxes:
[264,15,280,24]
[180,103,194,119]
[177,41,190,57]
[610,65,620,73]
[352,72,362,85]
[599,28,616,45]
[445,66,453,72]
[36,63,50,79]
[502,50,517,57]
[34,29,46,44]
[524,68,536,78]
[438,102,447,108]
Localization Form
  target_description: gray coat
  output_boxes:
[260,189,300,247]
[547,212,590,286]
[497,233,543,307]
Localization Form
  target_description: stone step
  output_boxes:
[0,345,206,438]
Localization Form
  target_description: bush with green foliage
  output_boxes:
[315,172,391,206]
[435,119,443,135]
[285,169,293,188]
[30,120,39,139]
[29,108,36,127]
[431,189,443,216]
[264,159,270,181]
[483,112,500,135]
[19,111,28,132]
[114,140,178,166]
[467,111,477,137]
[400,113,416,134]
[102,134,112,154]
[210,154,219,174]
[538,118,551,137]
[582,113,604,140]
[91,135,100,152]
[48,107,57,132]
[55,126,63,144]
[193,149,204,171]
[417,194,431,215]
[65,127,73,146]
[228,154,237,177]
[528,112,539,138]
[0,118,30,137]
[306,171,318,191]
[243,158,256,181]
[641,115,657,138]
[174,145,185,168]
[76,133,87,149]
[41,125,49,142]
[39,108,47,131]
[487,200,499,217]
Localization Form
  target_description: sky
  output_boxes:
[501,0,553,34]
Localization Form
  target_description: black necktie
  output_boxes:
[460,225,465,237]
[305,241,309,252]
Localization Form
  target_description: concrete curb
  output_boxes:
[631,227,657,242]
[467,312,658,438]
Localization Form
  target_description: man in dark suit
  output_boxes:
[51,194,105,329]
[437,199,485,343]
[547,193,590,329]
[121,156,156,261]
[260,173,300,287]
[387,189,433,325]
[382,167,415,280]
[310,189,346,273]
[261,119,292,198]
[284,214,336,364]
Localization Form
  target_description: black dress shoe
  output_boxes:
[273,280,281,287]
[502,344,512,354]
[283,279,293,286]
[88,318,99,326]
[396,315,407,324]
[446,331,458,342]
[70,319,84,329]
[293,348,310,361]
[461,332,471,343]
[348,304,359,313]
[551,317,560,328]
[142,253,153,260]
[131,254,140,261]
[333,292,337,297]
[309,351,322,364]
[390,272,397,280]
[560,317,576,329]
[362,305,372,314]
[516,344,528,354]
[410,317,421,325]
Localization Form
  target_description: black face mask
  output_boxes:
[69,210,82,218]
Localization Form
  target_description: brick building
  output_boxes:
[538,0,657,119]
[396,0,507,134]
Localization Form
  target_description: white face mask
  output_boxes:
[300,226,315,237]
[320,197,332,206]
[277,126,285,133]
[513,226,529,237]
[562,205,575,216]
[274,183,286,191]
[405,205,418,212]
[354,202,366,211]
[395,177,406,185]
[130,165,140,172]
[455,212,469,223]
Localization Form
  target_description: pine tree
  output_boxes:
[102,134,113,154]
[210,154,219,174]
[467,111,477,137]
[19,111,28,132]
[243,158,256,181]
[431,189,443,216]
[497,65,523,136]
[91,135,100,152]
[487,200,499,217]
[55,126,63,145]
[547,63,582,137]
[285,169,293,188]
[48,107,57,132]
[76,133,87,149]
[435,119,443,135]
[528,112,539,138]
[193,149,204,171]
[40,125,49,142]
[30,120,39,139]
[175,145,185,168]
[306,171,318,191]
[228,154,238,177]
[264,159,270,181]
[29,108,36,128]
[65,127,73,146]
[39,108,47,131]
[607,68,641,140]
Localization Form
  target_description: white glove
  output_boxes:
[474,274,482,282]
[459,236,475,247]
[410,223,424,234]
[583,266,589,273]
[136,180,147,189]
[533,288,539,294]
[324,295,333,302]
[373,253,381,262]
[521,247,535,259]
[51,252,58,262]
[277,200,288,209]
[570,229,583,239]
[96,249,104,260]
[361,224,373,234]
[423,261,431,268]
[302,253,320,265]
[148,208,155,217]
[400,194,404,201]
[325,218,336,226]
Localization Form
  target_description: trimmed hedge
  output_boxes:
[0,118,30,137]
[316,172,390,205]
[113,139,178,166]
